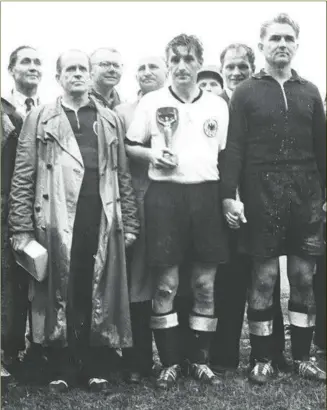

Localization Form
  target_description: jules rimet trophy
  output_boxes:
[156,107,179,167]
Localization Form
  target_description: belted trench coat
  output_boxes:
[9,96,139,348]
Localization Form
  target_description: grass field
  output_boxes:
[2,272,326,410]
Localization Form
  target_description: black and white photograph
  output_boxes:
[1,1,326,409]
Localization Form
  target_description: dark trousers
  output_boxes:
[47,194,108,383]
[1,251,29,356]
[210,251,285,369]
[122,301,153,374]
[313,252,326,350]
[123,246,153,374]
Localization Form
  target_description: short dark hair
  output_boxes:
[8,45,36,71]
[220,43,256,72]
[260,13,300,39]
[165,34,204,65]
[56,49,91,75]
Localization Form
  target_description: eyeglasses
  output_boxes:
[94,61,121,69]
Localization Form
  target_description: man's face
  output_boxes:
[221,48,253,91]
[197,76,222,96]
[136,57,167,94]
[167,45,202,88]
[259,23,298,69]
[10,48,42,90]
[91,49,123,88]
[56,51,90,96]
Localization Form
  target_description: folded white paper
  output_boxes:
[13,240,48,282]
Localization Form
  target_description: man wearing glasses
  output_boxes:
[90,48,124,110]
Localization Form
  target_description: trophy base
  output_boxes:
[163,153,178,167]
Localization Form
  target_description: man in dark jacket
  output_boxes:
[220,14,326,384]
[209,44,289,376]
[1,98,27,378]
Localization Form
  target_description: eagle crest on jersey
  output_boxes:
[203,119,218,138]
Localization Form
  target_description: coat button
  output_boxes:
[46,164,52,170]
[116,197,120,202]
[35,206,41,212]
[43,194,49,200]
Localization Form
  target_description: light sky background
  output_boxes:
[1,1,326,103]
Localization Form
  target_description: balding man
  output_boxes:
[90,47,124,109]
[115,56,168,384]
[9,49,139,392]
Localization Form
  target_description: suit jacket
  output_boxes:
[220,90,230,104]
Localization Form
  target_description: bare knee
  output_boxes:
[249,258,279,309]
[193,277,214,303]
[153,269,179,313]
[288,256,315,293]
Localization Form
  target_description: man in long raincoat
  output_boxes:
[9,49,139,392]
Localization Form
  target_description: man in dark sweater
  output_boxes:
[209,43,288,376]
[220,14,326,384]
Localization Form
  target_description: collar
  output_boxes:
[168,85,203,104]
[12,89,39,107]
[41,95,116,128]
[252,68,306,84]
[1,97,18,116]
[225,88,233,100]
[90,87,120,109]
[61,96,95,112]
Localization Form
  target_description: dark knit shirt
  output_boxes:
[220,69,326,199]
[63,101,99,197]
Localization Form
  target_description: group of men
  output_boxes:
[1,12,326,394]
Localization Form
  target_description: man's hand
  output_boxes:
[222,198,247,230]
[124,233,137,248]
[10,232,35,252]
[149,148,177,170]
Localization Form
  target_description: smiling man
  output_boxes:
[90,47,124,109]
[220,14,326,384]
[9,49,139,393]
[125,34,229,389]
[6,45,42,118]
[219,43,255,102]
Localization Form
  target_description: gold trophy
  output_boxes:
[156,107,179,167]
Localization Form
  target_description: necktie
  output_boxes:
[25,98,35,113]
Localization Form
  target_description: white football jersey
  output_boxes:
[126,86,229,183]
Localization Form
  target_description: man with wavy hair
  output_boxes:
[126,34,229,389]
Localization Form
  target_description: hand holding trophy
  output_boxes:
[156,107,179,168]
